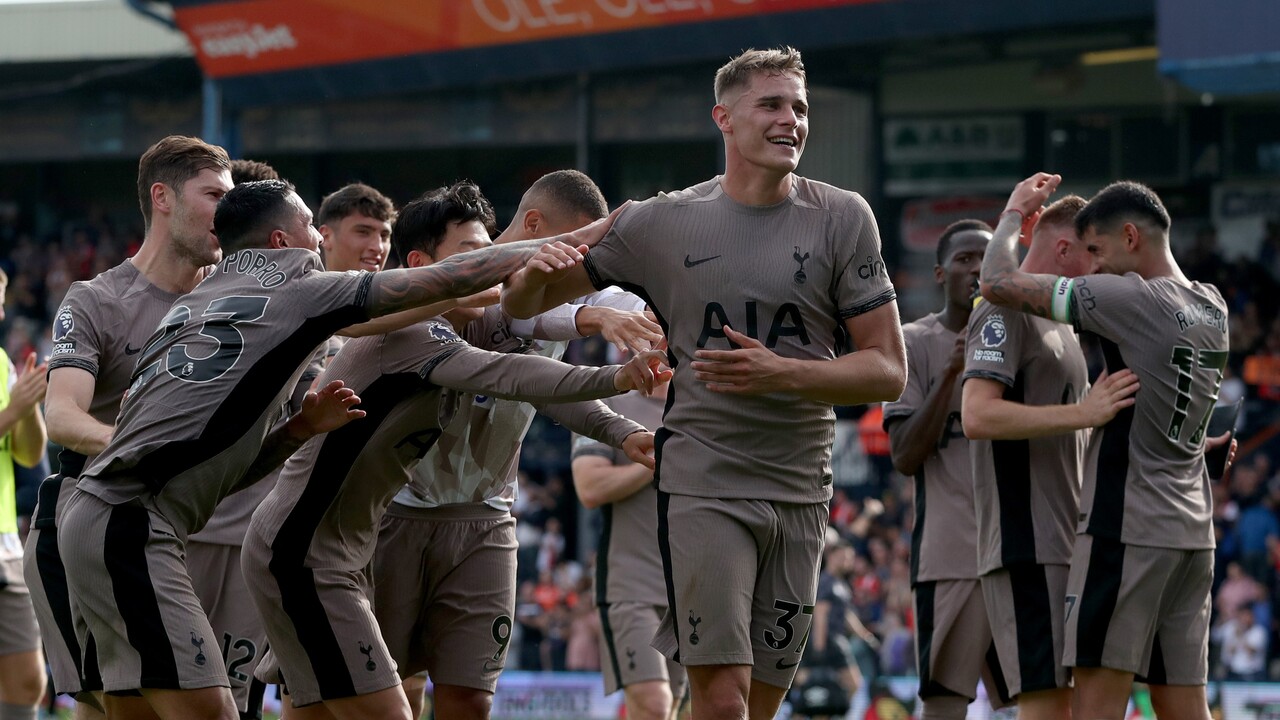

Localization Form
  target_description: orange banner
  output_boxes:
[174,0,886,78]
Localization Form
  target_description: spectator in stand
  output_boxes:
[1216,562,1264,621]
[565,596,601,672]
[1234,458,1280,584]
[515,580,546,671]
[1214,604,1268,681]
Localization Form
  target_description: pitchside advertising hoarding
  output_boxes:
[172,0,888,78]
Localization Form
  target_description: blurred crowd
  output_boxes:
[8,199,1280,685]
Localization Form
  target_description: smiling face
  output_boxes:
[321,212,392,272]
[717,70,809,178]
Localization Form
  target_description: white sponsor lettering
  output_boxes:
[199,23,297,60]
[972,349,1004,363]
[471,0,719,32]
[51,342,76,356]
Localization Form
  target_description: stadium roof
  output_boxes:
[1157,0,1280,97]
[158,0,1155,108]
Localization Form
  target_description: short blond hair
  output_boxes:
[714,46,806,104]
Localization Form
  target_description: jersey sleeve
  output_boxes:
[296,265,376,326]
[570,432,618,462]
[542,399,645,450]
[882,324,927,427]
[582,203,651,292]
[580,286,647,313]
[1069,273,1144,342]
[508,304,583,341]
[421,325,621,403]
[963,300,1025,388]
[48,282,106,376]
[833,193,896,320]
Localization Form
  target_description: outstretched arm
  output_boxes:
[962,370,1139,440]
[979,172,1071,322]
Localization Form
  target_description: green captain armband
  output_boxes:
[1051,276,1074,324]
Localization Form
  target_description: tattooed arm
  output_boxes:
[979,172,1069,322]
[367,207,625,318]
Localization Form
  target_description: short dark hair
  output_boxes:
[520,170,607,223]
[137,135,231,230]
[214,179,297,254]
[230,158,280,185]
[392,181,496,265]
[715,46,806,104]
[936,219,992,265]
[1075,181,1171,239]
[318,183,396,228]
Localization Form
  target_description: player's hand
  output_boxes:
[1079,369,1140,427]
[524,241,588,284]
[621,431,657,470]
[691,326,795,395]
[1206,432,1238,474]
[9,353,47,413]
[562,201,631,250]
[578,306,664,355]
[946,331,967,377]
[613,349,673,396]
[1005,172,1061,218]
[291,379,366,438]
[457,285,502,309]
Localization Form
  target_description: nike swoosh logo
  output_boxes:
[684,254,722,268]
[124,344,142,355]
[483,660,505,672]
[776,658,800,670]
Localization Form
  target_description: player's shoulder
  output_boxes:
[902,312,943,342]
[64,259,139,302]
[790,176,869,215]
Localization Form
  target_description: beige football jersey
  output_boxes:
[47,260,185,475]
[582,176,896,504]
[964,299,1087,573]
[249,317,627,571]
[189,346,328,546]
[1069,273,1228,550]
[573,391,666,605]
[883,313,977,584]
[75,248,374,538]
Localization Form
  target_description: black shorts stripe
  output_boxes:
[595,505,613,607]
[598,604,624,689]
[655,489,680,664]
[1086,336,1132,538]
[33,479,102,692]
[33,473,65,528]
[1008,564,1056,693]
[985,642,1011,706]
[1075,536,1125,667]
[1139,633,1168,685]
[910,471,925,586]
[269,372,428,701]
[242,677,268,720]
[994,375,1036,566]
[103,503,181,688]
[914,581,937,698]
